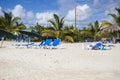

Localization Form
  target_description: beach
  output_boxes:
[0,41,120,80]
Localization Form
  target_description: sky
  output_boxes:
[0,0,120,29]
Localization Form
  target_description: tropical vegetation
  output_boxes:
[101,8,120,38]
[0,11,26,33]
[0,8,120,42]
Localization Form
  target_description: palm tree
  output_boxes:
[80,27,93,42]
[87,20,101,40]
[101,8,120,27]
[101,20,112,27]
[101,8,120,38]
[108,8,120,26]
[62,25,75,42]
[15,22,26,30]
[0,17,6,29]
[48,14,64,38]
[33,23,45,36]
[0,10,21,33]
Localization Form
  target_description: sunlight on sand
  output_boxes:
[0,41,120,80]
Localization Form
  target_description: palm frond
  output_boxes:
[53,14,59,29]
[80,30,93,38]
[108,13,118,21]
[65,36,74,42]
[42,30,54,37]
[11,17,20,25]
[94,20,100,33]
[101,20,113,27]
[115,8,120,16]
[59,16,64,30]
[48,20,56,30]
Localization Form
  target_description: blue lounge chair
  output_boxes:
[84,42,103,50]
[15,43,27,48]
[51,38,61,49]
[92,42,114,50]
[27,42,37,48]
[39,39,52,48]
[15,42,35,48]
[102,43,114,50]
[92,42,103,50]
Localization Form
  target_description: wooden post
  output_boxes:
[75,5,77,29]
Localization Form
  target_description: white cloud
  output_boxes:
[11,4,59,26]
[65,4,91,25]
[35,12,58,25]
[0,2,92,28]
[25,11,35,24]
[11,5,37,27]
[27,11,34,19]
[12,4,26,18]
[11,5,36,27]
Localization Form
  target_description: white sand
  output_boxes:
[0,41,120,80]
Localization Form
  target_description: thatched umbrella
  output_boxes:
[100,24,120,43]
[101,24,120,33]
[42,33,56,40]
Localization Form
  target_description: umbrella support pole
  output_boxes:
[117,33,119,38]
[0,40,4,48]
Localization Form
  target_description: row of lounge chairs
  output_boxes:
[15,38,61,49]
[83,41,114,50]
[15,39,114,50]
